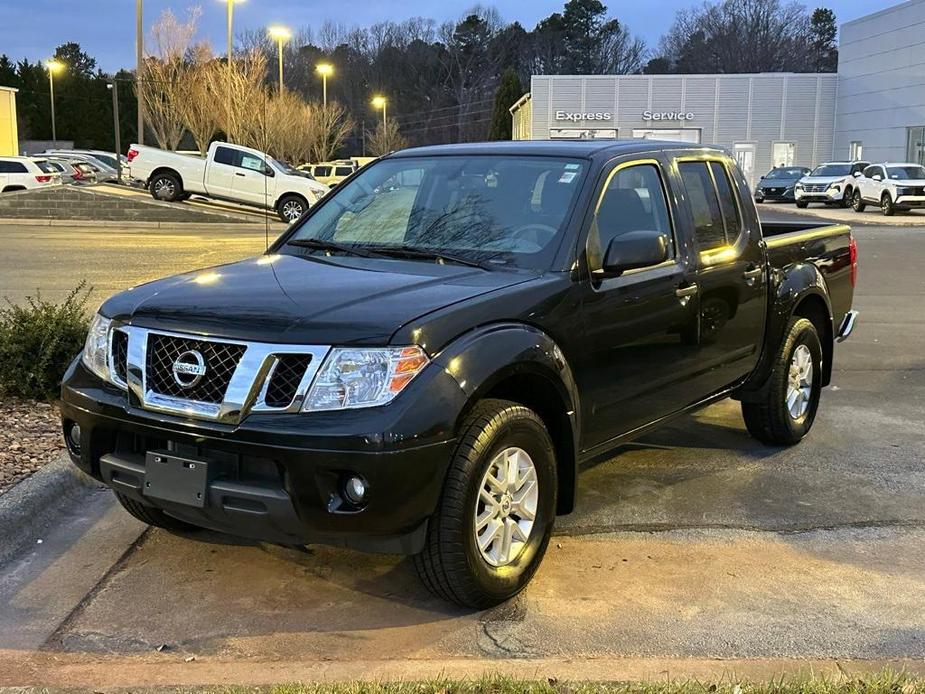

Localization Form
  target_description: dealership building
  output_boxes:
[510,0,925,186]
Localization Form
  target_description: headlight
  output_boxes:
[896,186,911,196]
[303,346,429,411]
[795,182,804,190]
[81,313,112,381]
[828,183,841,191]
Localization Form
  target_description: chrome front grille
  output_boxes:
[802,183,828,193]
[146,334,246,404]
[107,325,329,423]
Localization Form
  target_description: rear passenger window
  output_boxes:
[588,163,673,273]
[334,166,354,177]
[678,161,726,250]
[709,161,741,238]
[213,147,238,166]
[0,161,28,173]
[314,166,332,177]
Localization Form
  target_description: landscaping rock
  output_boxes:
[0,396,64,496]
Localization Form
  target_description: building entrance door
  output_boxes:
[734,143,756,186]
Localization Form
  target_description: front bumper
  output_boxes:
[754,187,795,202]
[60,358,465,554]
[795,187,844,202]
[895,195,925,208]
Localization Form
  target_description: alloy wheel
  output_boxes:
[786,344,813,420]
[282,200,304,221]
[474,446,539,567]
[153,178,175,200]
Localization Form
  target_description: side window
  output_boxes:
[334,166,354,177]
[862,166,877,178]
[709,161,742,238]
[588,163,673,273]
[0,161,28,173]
[314,166,332,177]
[678,161,726,251]
[213,147,238,166]
[239,153,266,172]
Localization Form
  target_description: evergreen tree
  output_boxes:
[488,69,523,141]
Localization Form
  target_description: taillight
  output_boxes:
[72,168,83,180]
[35,175,51,183]
[127,148,139,162]
[848,234,858,287]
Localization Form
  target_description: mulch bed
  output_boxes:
[0,396,65,496]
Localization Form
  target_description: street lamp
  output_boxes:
[223,0,244,128]
[316,63,333,106]
[136,0,144,144]
[372,95,388,128]
[268,25,291,93]
[45,59,64,148]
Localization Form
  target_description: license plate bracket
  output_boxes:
[144,451,209,508]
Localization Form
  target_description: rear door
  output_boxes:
[675,157,768,395]
[576,154,703,449]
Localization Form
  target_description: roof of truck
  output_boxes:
[389,139,726,159]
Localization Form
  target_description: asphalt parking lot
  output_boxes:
[0,213,923,686]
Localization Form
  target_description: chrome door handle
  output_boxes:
[743,267,763,286]
[234,172,246,177]
[675,284,699,299]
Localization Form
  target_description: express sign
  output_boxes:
[554,111,613,121]
[643,110,695,121]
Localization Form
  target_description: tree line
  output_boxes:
[0,0,839,163]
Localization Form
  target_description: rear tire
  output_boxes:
[277,194,308,223]
[115,492,199,532]
[149,172,182,202]
[413,399,557,609]
[795,200,808,208]
[852,189,866,212]
[881,192,895,216]
[742,317,823,446]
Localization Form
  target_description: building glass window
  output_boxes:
[772,142,795,167]
[849,141,864,160]
[632,128,700,143]
[908,127,925,166]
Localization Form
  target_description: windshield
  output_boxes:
[286,155,587,269]
[887,165,925,180]
[766,167,805,179]
[810,164,852,177]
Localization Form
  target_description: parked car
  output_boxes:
[794,160,869,208]
[43,158,80,185]
[48,152,119,182]
[299,160,357,188]
[43,148,126,171]
[0,156,61,192]
[851,162,925,216]
[753,166,811,203]
[61,141,858,608]
[127,142,330,222]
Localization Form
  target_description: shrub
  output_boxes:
[0,283,91,400]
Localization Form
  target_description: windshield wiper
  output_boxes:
[373,245,495,270]
[287,238,384,258]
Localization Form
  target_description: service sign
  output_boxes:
[643,110,695,121]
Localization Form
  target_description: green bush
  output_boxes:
[0,283,91,399]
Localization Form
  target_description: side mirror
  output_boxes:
[853,171,863,178]
[601,230,670,277]
[759,175,765,180]
[264,166,275,177]
[872,174,882,182]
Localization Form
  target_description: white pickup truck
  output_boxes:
[126,141,329,222]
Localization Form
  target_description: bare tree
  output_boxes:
[311,103,355,162]
[139,7,201,150]
[208,50,270,148]
[366,120,407,156]
[176,44,221,155]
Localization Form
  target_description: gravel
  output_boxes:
[0,397,64,496]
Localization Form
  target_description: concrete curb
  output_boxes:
[0,453,101,567]
[1,218,279,232]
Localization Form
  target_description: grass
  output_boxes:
[166,672,925,694]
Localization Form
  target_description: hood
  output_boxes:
[799,175,848,185]
[281,172,328,196]
[892,178,925,186]
[758,176,800,189]
[100,253,538,345]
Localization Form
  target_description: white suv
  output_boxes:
[0,156,62,193]
[794,161,869,208]
[852,162,925,216]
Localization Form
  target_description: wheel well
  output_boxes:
[793,294,833,386]
[2,185,26,193]
[277,192,308,210]
[149,167,182,188]
[481,372,577,515]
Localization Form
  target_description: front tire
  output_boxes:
[881,192,895,216]
[149,172,182,202]
[840,187,853,208]
[852,189,867,212]
[414,399,557,609]
[742,317,823,446]
[795,200,808,209]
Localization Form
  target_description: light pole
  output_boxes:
[316,63,333,106]
[108,81,122,184]
[268,26,291,93]
[372,95,387,128]
[45,59,64,148]
[224,0,244,130]
[136,0,144,144]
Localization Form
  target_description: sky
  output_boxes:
[0,0,907,72]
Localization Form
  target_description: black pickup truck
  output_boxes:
[61,141,858,608]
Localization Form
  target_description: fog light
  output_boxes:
[65,422,82,455]
[343,475,368,504]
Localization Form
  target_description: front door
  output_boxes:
[733,143,756,188]
[676,158,768,396]
[576,156,703,450]
[232,151,274,207]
